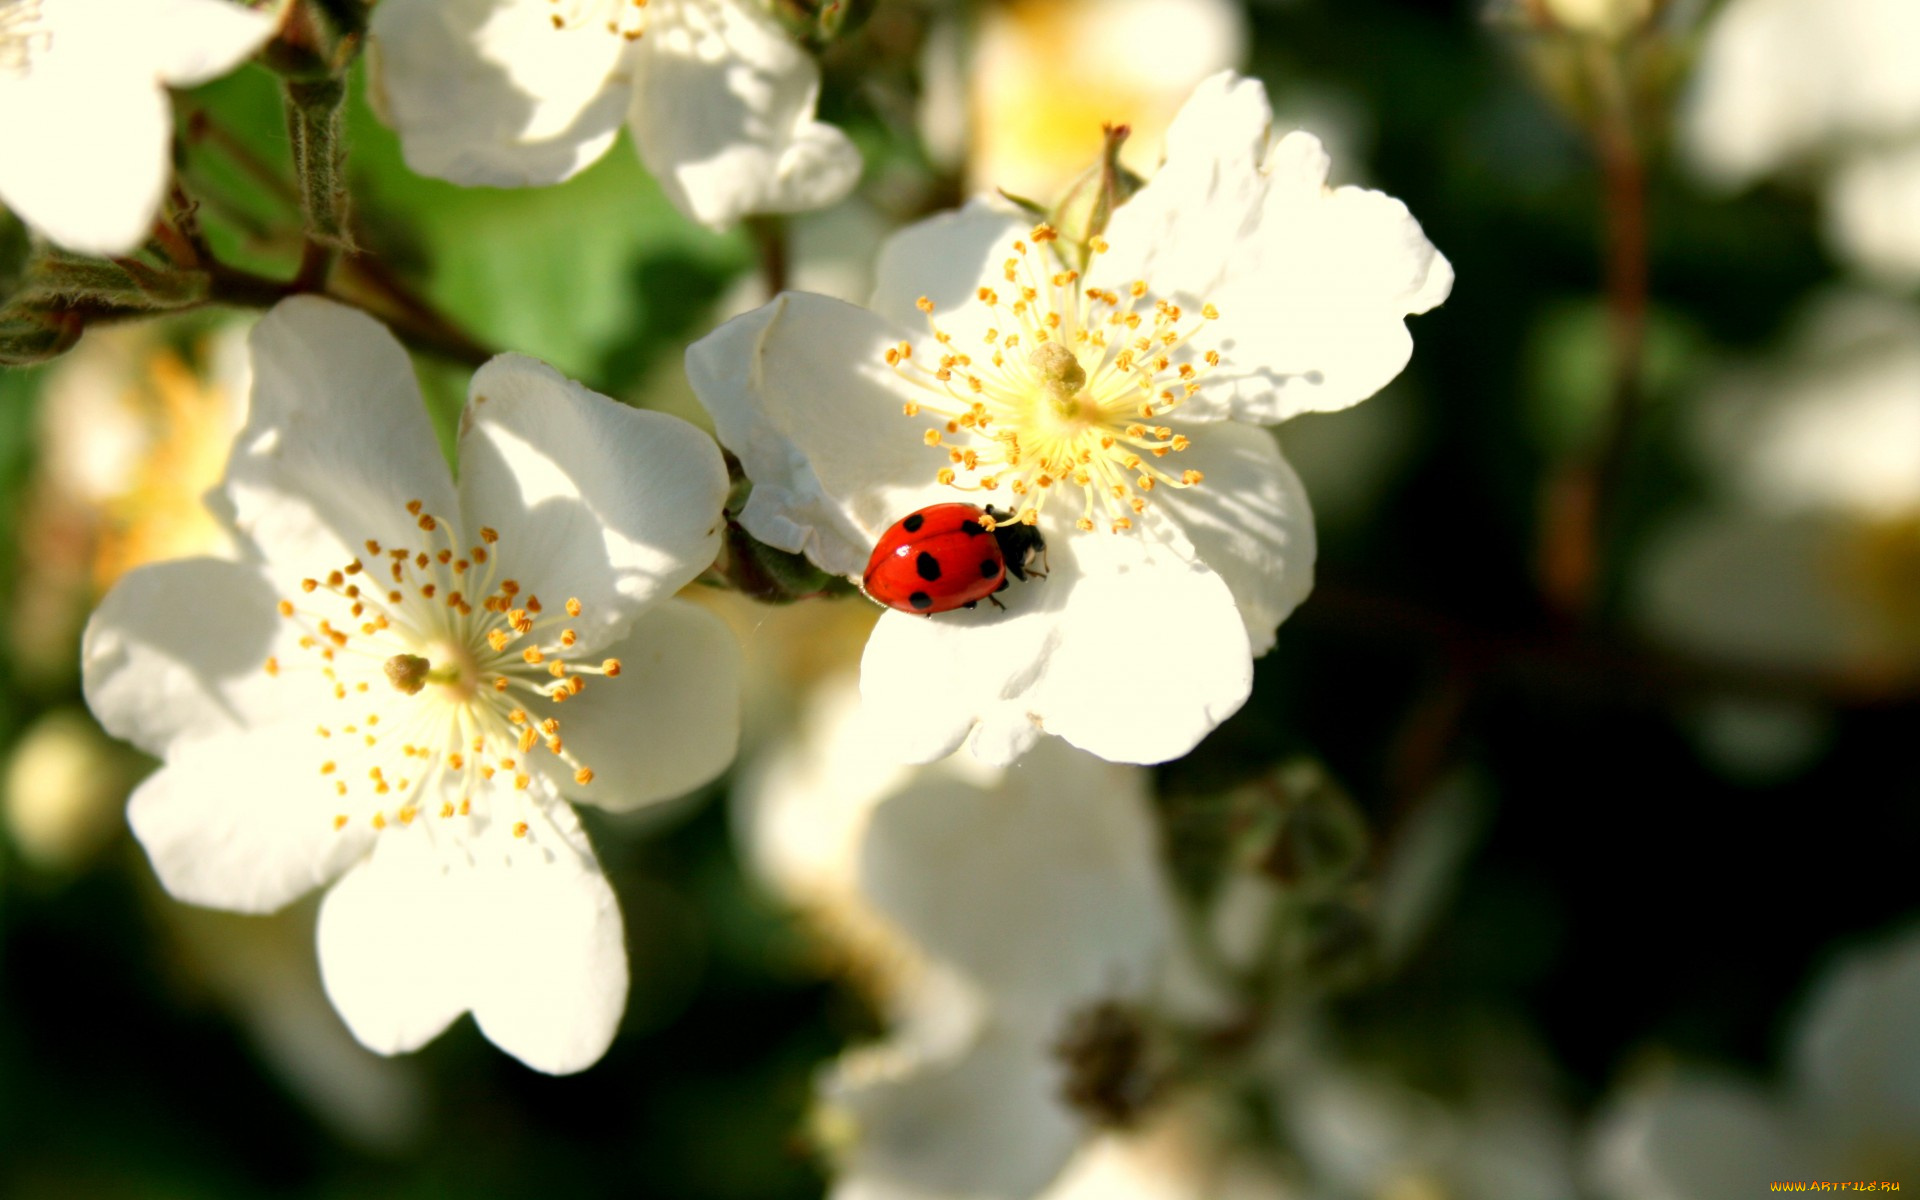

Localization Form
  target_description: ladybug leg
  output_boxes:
[984,592,1005,610]
[963,600,978,610]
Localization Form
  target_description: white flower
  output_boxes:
[1272,1035,1581,1200]
[0,0,277,255]
[689,72,1451,766]
[1634,292,1920,679]
[1683,0,1920,282]
[368,0,860,230]
[1588,924,1920,1196]
[742,682,1179,1200]
[81,296,741,1074]
[923,0,1246,204]
[815,736,1176,1200]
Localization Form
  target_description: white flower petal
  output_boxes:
[0,0,271,255]
[688,292,953,578]
[630,0,860,229]
[1154,421,1315,654]
[0,68,168,257]
[456,353,728,648]
[144,0,279,86]
[369,0,629,187]
[129,724,377,914]
[318,804,627,1074]
[533,598,741,811]
[1093,71,1275,299]
[1586,1073,1824,1200]
[1100,75,1451,424]
[828,1024,1083,1200]
[860,531,1253,765]
[82,557,302,757]
[316,835,473,1058]
[218,297,458,583]
[464,804,628,1074]
[859,737,1169,1016]
[870,197,1029,335]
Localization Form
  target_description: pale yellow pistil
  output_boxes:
[884,224,1219,533]
[545,0,647,38]
[267,500,620,837]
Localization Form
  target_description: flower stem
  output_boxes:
[1541,41,1648,621]
[748,215,789,300]
[284,75,351,290]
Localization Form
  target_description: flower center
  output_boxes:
[884,224,1219,534]
[544,0,647,39]
[264,499,622,839]
[0,1,49,77]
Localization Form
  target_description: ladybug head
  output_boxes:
[984,505,1047,582]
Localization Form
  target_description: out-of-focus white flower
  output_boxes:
[14,320,250,685]
[2,707,131,870]
[1588,924,1920,1196]
[1535,0,1655,39]
[782,720,1175,1199]
[1635,292,1920,681]
[368,0,860,230]
[690,72,1451,766]
[933,0,1246,203]
[1275,1044,1582,1200]
[0,0,277,255]
[1683,0,1920,282]
[1042,1098,1301,1200]
[82,296,741,1074]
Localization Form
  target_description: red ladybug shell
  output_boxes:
[863,503,1007,614]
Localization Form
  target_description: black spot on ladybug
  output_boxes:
[909,591,932,610]
[915,551,942,581]
[978,558,997,579]
[961,519,985,536]
[902,512,925,533]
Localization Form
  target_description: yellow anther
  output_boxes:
[277,600,295,617]
[602,658,622,677]
[565,597,582,617]
[513,821,529,837]
[574,767,594,785]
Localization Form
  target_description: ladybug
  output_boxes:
[863,504,1046,615]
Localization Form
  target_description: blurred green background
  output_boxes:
[1,0,1915,1196]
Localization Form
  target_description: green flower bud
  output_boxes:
[0,308,84,367]
[1049,123,1145,272]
